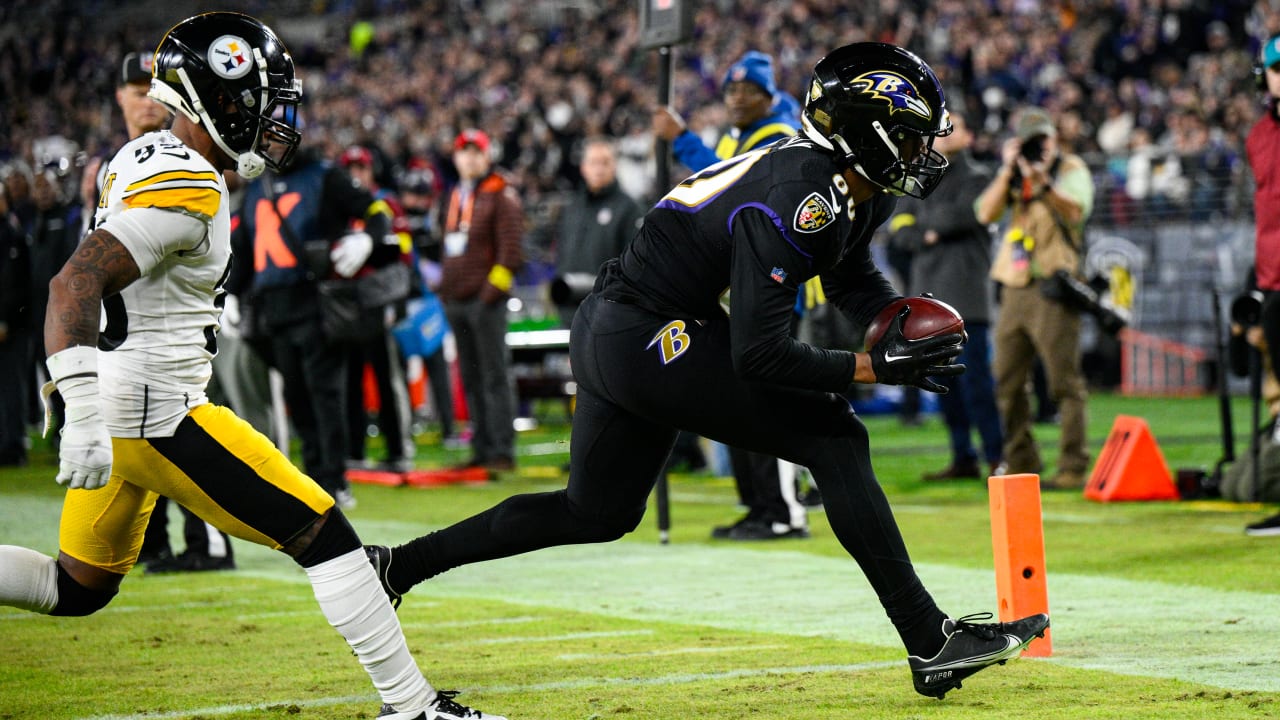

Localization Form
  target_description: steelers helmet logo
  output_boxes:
[209,35,254,79]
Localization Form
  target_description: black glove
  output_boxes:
[868,306,966,394]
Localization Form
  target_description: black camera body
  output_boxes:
[1019,135,1046,163]
[1041,269,1128,334]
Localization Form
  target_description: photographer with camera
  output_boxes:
[978,106,1095,490]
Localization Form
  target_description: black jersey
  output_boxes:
[597,135,901,392]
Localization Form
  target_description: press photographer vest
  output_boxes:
[989,154,1087,288]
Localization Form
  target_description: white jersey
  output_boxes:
[93,130,230,437]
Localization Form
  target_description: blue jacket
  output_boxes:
[670,108,800,173]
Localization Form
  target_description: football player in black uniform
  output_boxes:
[368,42,1048,699]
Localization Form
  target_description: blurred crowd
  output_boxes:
[1,0,1275,240]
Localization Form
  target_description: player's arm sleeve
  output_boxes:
[671,130,720,173]
[97,206,209,276]
[325,167,391,240]
[728,208,858,392]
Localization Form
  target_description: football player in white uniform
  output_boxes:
[0,12,503,720]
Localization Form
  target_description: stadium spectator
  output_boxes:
[0,181,29,466]
[437,129,523,474]
[1244,33,1280,537]
[552,136,644,326]
[234,140,393,511]
[979,106,1095,490]
[399,158,459,444]
[339,145,417,473]
[651,50,799,174]
[887,111,1004,481]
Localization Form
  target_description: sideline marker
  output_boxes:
[988,473,1052,656]
[1084,415,1179,502]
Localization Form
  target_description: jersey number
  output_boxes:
[662,149,768,209]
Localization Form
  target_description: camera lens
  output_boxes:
[1020,136,1045,162]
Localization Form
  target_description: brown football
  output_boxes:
[864,296,965,349]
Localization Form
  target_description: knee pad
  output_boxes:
[49,563,117,617]
[293,509,361,568]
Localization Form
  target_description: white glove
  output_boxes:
[45,346,113,490]
[222,293,241,327]
[330,231,374,278]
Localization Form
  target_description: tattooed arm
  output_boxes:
[41,228,139,490]
[45,229,141,354]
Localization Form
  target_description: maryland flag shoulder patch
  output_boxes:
[793,192,834,233]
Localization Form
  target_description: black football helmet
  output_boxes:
[149,12,302,178]
[802,42,952,199]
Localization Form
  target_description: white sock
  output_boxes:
[0,546,59,614]
[304,548,434,709]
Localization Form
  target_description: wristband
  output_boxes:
[488,264,514,292]
[46,345,98,387]
[44,346,101,437]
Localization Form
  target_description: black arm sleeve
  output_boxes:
[321,167,390,240]
[728,208,859,392]
[227,212,254,296]
[820,242,900,332]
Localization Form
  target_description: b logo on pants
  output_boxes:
[646,320,691,365]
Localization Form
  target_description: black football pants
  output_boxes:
[415,295,924,600]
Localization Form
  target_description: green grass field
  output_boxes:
[2,393,1279,719]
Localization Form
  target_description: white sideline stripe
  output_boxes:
[80,662,898,720]
[556,644,787,660]
[464,629,653,646]
[402,615,543,629]
[519,441,570,456]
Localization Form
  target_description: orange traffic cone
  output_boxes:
[1084,415,1179,501]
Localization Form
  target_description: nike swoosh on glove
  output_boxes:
[868,306,966,394]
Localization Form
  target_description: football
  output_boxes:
[864,296,965,349]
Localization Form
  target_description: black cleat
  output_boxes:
[908,612,1049,699]
[364,544,403,610]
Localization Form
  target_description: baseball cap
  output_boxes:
[120,52,152,86]
[1015,107,1056,140]
[722,50,777,99]
[454,128,491,153]
[1264,34,1280,69]
[340,146,373,167]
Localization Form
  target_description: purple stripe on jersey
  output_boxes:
[728,202,813,260]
